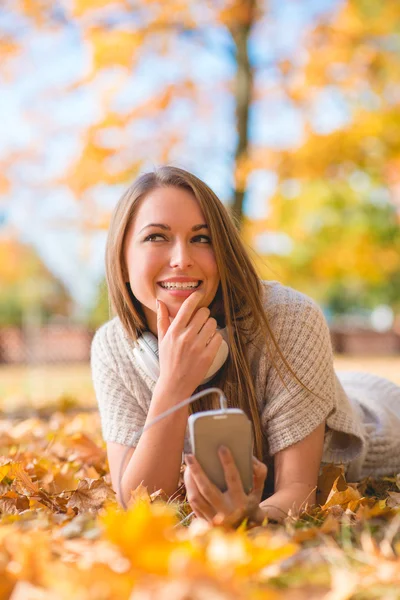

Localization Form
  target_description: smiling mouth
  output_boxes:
[158,280,202,290]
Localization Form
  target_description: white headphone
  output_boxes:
[133,329,229,384]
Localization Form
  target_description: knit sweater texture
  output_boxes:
[91,280,400,481]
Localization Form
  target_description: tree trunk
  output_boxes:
[228,0,256,228]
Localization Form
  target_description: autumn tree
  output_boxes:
[1,0,400,313]
[0,0,264,227]
[0,236,72,326]
[245,0,400,312]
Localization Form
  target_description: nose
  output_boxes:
[169,239,194,269]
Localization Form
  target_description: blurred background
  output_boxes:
[1,0,399,413]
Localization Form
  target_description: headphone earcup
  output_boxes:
[203,337,229,383]
[133,332,160,381]
[140,331,159,358]
[132,328,229,384]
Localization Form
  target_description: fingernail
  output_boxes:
[185,453,194,465]
[219,445,229,456]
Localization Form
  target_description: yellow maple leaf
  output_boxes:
[101,501,196,576]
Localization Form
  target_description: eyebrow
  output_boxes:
[138,223,208,234]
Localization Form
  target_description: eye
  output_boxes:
[144,233,166,242]
[192,235,211,244]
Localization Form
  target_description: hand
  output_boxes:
[156,291,223,397]
[184,447,268,527]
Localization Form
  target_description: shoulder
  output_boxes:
[91,317,130,367]
[259,280,326,329]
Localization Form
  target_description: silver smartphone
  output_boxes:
[188,408,253,494]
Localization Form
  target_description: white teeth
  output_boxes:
[160,281,200,289]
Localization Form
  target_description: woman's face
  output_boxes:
[125,186,220,335]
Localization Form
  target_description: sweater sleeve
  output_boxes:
[91,322,147,447]
[261,285,336,456]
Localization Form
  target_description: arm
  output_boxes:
[106,290,223,505]
[107,379,192,503]
[259,421,325,523]
[258,289,338,523]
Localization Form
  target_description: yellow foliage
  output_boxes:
[20,0,53,27]
[0,239,64,289]
[218,0,256,29]
[101,501,197,576]
[204,529,297,578]
[0,413,397,597]
[87,27,144,72]
[72,0,129,18]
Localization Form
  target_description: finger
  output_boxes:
[185,454,226,514]
[184,463,216,521]
[156,299,170,343]
[251,456,268,500]
[218,446,247,508]
[171,289,204,330]
[187,306,212,334]
[205,331,223,352]
[196,316,217,343]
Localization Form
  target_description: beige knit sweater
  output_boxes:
[91,280,400,481]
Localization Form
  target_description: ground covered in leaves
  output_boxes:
[0,411,399,600]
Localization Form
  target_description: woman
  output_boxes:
[91,165,400,524]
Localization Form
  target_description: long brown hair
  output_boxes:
[106,166,301,460]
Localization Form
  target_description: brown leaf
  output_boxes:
[322,475,361,510]
[387,491,400,508]
[11,463,40,496]
[67,478,114,512]
[317,464,346,506]
[36,489,69,513]
[64,433,106,466]
[0,491,30,514]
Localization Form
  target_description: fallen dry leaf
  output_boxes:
[0,491,30,514]
[67,478,115,512]
[0,413,396,600]
[322,475,361,510]
[387,491,400,508]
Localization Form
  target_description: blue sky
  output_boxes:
[0,0,341,312]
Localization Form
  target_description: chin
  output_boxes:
[167,304,179,319]
[165,303,181,318]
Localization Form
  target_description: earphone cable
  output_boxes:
[118,387,227,511]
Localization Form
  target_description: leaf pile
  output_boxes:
[0,412,399,599]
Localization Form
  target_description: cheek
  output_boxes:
[128,252,161,297]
